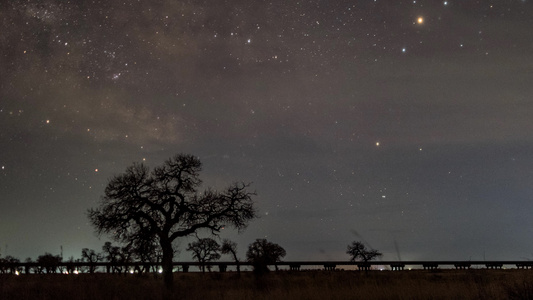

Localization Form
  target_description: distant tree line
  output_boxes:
[0,237,382,275]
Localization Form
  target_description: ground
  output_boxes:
[1,269,532,299]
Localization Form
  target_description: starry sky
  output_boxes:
[1,0,533,263]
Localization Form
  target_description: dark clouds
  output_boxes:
[1,0,533,262]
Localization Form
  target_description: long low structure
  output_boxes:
[2,261,533,274]
[269,261,533,271]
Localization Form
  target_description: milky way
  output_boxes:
[1,0,533,262]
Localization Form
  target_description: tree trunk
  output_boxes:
[232,253,240,275]
[161,240,174,289]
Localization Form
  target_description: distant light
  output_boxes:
[402,48,406,53]
[375,142,380,146]
[444,1,448,5]
[15,271,20,275]
[130,270,134,274]
[417,17,424,24]
[158,269,163,274]
[73,270,79,274]
[95,169,99,172]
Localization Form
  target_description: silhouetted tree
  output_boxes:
[81,248,102,273]
[37,253,62,274]
[346,241,382,262]
[187,238,220,272]
[88,154,257,288]
[246,239,286,275]
[221,239,241,274]
[102,242,132,274]
[0,255,20,274]
[24,257,36,274]
[0,256,7,274]
[129,235,162,273]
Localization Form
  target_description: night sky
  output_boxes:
[2,0,533,263]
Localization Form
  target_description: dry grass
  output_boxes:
[2,269,533,300]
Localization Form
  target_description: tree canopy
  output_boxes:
[246,239,286,274]
[187,238,221,272]
[346,241,382,262]
[36,253,62,274]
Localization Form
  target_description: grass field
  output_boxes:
[2,269,533,300]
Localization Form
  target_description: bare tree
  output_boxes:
[221,239,241,274]
[130,237,162,274]
[246,239,286,275]
[88,154,257,288]
[346,241,382,262]
[187,238,221,272]
[81,248,102,273]
[101,242,132,274]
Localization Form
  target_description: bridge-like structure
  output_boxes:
[2,261,533,274]
[270,261,533,271]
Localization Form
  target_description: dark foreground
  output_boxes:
[1,269,533,300]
